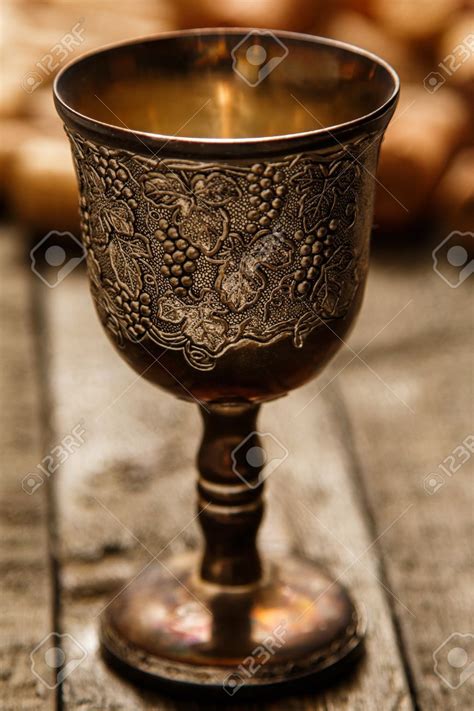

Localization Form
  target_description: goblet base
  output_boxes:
[100,553,365,697]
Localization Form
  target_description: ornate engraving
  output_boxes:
[67,128,375,370]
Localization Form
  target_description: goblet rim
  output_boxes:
[53,27,400,159]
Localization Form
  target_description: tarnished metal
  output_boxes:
[54,28,399,695]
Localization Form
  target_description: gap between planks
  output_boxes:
[43,268,413,711]
[0,230,55,710]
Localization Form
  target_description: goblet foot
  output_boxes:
[100,553,365,697]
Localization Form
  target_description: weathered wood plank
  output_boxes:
[46,268,412,710]
[334,251,474,711]
[0,230,55,709]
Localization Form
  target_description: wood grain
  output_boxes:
[334,250,474,711]
[0,231,55,709]
[5,233,471,709]
[45,268,412,709]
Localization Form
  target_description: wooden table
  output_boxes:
[1,226,472,710]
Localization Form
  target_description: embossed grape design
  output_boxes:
[245,163,287,235]
[155,217,200,298]
[79,195,91,248]
[292,218,339,298]
[91,150,138,209]
[67,125,373,370]
[109,284,152,340]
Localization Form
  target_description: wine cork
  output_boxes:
[171,0,319,31]
[0,72,29,119]
[371,0,462,43]
[375,86,470,229]
[8,136,80,232]
[0,120,37,194]
[321,11,425,82]
[2,1,172,106]
[438,13,474,89]
[434,148,474,235]
[337,0,373,17]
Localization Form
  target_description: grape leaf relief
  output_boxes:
[67,128,377,370]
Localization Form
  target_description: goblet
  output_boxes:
[54,29,399,696]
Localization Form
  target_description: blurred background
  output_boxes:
[1,3,473,708]
[1,0,473,240]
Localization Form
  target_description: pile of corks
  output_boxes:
[1,0,472,238]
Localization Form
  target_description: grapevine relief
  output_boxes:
[141,170,240,255]
[67,128,374,370]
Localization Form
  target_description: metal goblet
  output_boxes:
[54,29,399,697]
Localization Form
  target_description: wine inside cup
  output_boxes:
[54,29,399,696]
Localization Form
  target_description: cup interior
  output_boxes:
[55,30,398,142]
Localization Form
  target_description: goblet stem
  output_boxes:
[99,401,365,688]
[197,403,264,586]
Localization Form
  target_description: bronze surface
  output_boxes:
[101,553,365,693]
[54,28,398,696]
